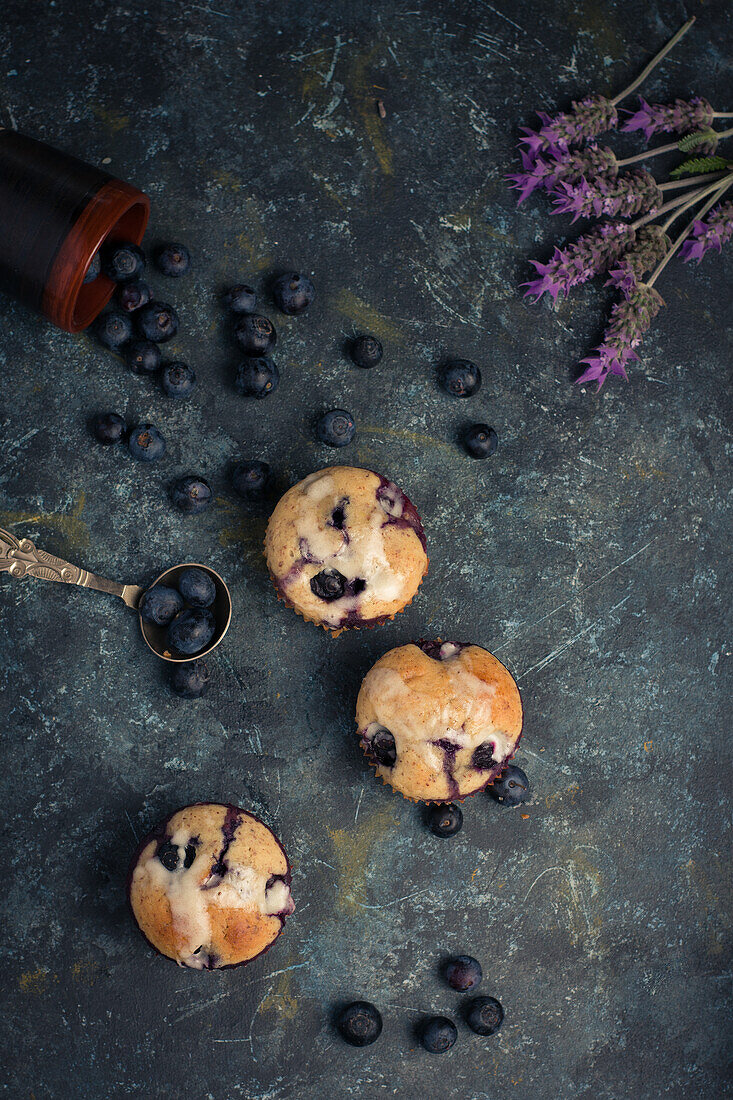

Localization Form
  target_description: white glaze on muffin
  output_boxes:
[128,803,293,969]
[264,466,428,631]
[356,642,523,802]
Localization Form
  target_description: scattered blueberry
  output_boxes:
[125,340,161,375]
[335,1002,382,1047]
[102,241,146,283]
[137,301,179,343]
[272,272,315,315]
[350,334,383,369]
[426,802,463,838]
[223,284,257,314]
[170,476,212,514]
[234,314,276,356]
[118,280,151,313]
[161,361,197,399]
[439,359,481,398]
[139,585,184,626]
[317,409,355,447]
[83,251,101,284]
[465,996,504,1037]
[94,310,133,350]
[369,726,397,768]
[128,423,166,462]
[231,460,270,498]
[178,567,216,607]
[420,1016,457,1054]
[167,607,216,655]
[91,412,126,445]
[310,569,347,601]
[463,424,498,459]
[234,357,279,398]
[155,242,191,277]
[488,764,530,807]
[445,955,482,992]
[170,659,212,699]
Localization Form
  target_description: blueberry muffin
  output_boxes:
[264,466,428,633]
[128,803,294,969]
[356,641,523,802]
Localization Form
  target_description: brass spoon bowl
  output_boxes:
[0,527,232,663]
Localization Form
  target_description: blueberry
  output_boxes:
[310,569,346,601]
[137,301,179,343]
[335,1001,382,1047]
[420,1016,457,1054]
[465,996,503,1036]
[139,585,184,626]
[445,955,482,992]
[235,357,279,399]
[223,284,257,314]
[117,280,151,313]
[161,361,197,399]
[350,334,383,369]
[317,409,355,447]
[463,424,498,459]
[155,242,191,277]
[128,423,166,462]
[158,839,197,870]
[369,726,397,768]
[234,314,276,356]
[125,339,161,375]
[439,359,481,398]
[426,802,463,838]
[83,251,101,284]
[231,460,270,499]
[102,241,146,283]
[94,309,133,350]
[170,476,212,514]
[488,764,530,807]
[178,567,216,607]
[471,742,496,770]
[167,607,216,655]
[170,659,212,699]
[272,272,315,315]
[91,412,126,445]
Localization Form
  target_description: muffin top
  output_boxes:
[356,641,523,802]
[128,803,293,970]
[264,466,428,631]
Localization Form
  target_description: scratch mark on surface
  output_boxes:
[523,865,564,902]
[354,787,365,824]
[519,595,631,681]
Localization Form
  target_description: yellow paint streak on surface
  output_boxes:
[0,492,89,550]
[18,968,49,994]
[71,960,98,985]
[92,106,130,133]
[685,858,729,956]
[332,289,406,344]
[358,423,454,453]
[260,966,299,1021]
[326,805,397,915]
[215,499,267,550]
[210,168,243,193]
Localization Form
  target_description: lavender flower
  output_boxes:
[621,96,714,141]
[519,95,618,158]
[551,170,662,221]
[679,200,733,262]
[523,223,636,302]
[507,146,618,205]
[605,225,670,295]
[577,283,664,390]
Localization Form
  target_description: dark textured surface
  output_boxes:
[1,1,732,1097]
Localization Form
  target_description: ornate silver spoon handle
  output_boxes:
[0,527,143,609]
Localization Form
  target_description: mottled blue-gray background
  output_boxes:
[1,1,731,1097]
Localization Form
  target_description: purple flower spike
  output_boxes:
[508,145,619,205]
[519,95,618,159]
[551,170,662,222]
[577,283,664,390]
[679,201,733,263]
[621,96,714,141]
[522,223,636,302]
[605,225,670,297]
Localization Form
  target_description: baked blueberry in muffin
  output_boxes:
[264,466,428,633]
[356,641,522,802]
[128,802,294,969]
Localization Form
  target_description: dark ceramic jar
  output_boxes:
[0,128,149,332]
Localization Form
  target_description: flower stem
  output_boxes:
[713,113,733,119]
[631,188,706,230]
[660,172,726,191]
[611,17,696,106]
[659,175,732,232]
[647,176,733,286]
[618,126,733,167]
